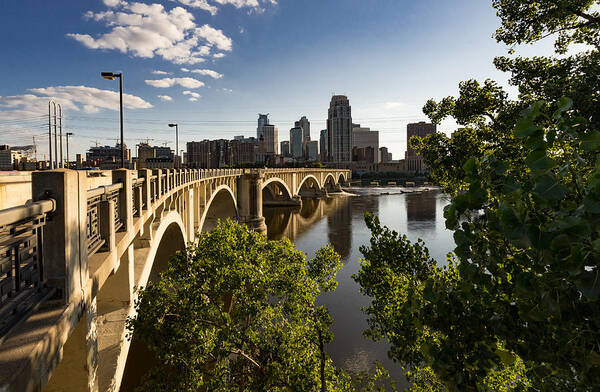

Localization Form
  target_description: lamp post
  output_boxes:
[101,71,124,168]
[168,123,178,168]
[65,132,73,169]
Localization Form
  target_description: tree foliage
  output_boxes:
[127,220,398,391]
[356,1,600,391]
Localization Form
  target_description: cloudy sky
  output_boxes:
[0,0,551,159]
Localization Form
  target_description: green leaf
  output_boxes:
[525,150,556,172]
[581,131,600,152]
[576,270,600,300]
[533,175,568,201]
[513,118,541,139]
[553,96,573,119]
[462,157,478,176]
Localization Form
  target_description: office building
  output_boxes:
[0,146,23,170]
[295,116,311,142]
[138,143,174,169]
[257,114,278,157]
[306,140,318,161]
[290,127,303,158]
[280,141,290,157]
[230,137,257,166]
[327,95,353,162]
[405,121,436,172]
[86,144,132,168]
[379,147,392,163]
[320,129,328,162]
[352,125,379,163]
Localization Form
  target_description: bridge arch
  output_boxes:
[199,184,238,233]
[297,174,322,197]
[323,173,338,192]
[338,172,348,185]
[120,211,187,392]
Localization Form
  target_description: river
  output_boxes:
[263,187,455,384]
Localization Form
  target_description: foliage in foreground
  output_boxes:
[127,219,398,391]
[355,0,600,391]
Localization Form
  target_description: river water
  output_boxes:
[263,188,454,384]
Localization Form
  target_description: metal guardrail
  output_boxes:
[0,199,55,339]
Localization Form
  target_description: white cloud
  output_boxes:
[175,0,218,15]
[188,97,198,102]
[220,88,233,93]
[103,0,124,7]
[181,68,223,79]
[68,3,233,64]
[152,70,171,75]
[145,77,205,88]
[195,25,232,52]
[0,86,152,115]
[157,95,173,101]
[213,52,226,58]
[183,90,201,98]
[174,0,276,15]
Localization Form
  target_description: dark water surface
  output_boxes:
[263,188,454,384]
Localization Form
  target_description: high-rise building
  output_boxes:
[230,137,257,166]
[138,143,174,169]
[256,114,278,160]
[327,95,352,162]
[280,141,290,157]
[352,125,379,163]
[379,147,392,163]
[306,140,318,161]
[290,127,303,158]
[320,129,328,162]
[405,121,436,172]
[295,116,311,143]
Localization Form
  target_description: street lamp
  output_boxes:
[101,71,125,168]
[65,132,73,169]
[168,123,178,168]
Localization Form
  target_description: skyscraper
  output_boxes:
[280,140,290,157]
[290,127,303,158]
[257,114,278,159]
[320,129,328,162]
[352,125,379,163]
[295,116,311,142]
[327,95,352,162]
[405,121,436,172]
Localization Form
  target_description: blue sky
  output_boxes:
[0,0,543,159]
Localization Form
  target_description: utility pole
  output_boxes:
[101,71,125,168]
[53,103,58,169]
[48,101,53,169]
[66,132,73,169]
[58,106,63,168]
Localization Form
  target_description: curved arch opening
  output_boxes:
[262,179,295,206]
[200,187,238,233]
[297,175,322,198]
[338,173,347,186]
[323,175,337,193]
[121,222,186,392]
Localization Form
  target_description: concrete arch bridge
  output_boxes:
[0,167,349,392]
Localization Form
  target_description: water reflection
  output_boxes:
[263,189,454,385]
[405,191,436,231]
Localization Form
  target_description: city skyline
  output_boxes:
[0,0,556,159]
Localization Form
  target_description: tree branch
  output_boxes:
[229,348,261,368]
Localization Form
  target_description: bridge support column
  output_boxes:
[32,169,88,303]
[113,170,133,232]
[237,170,267,235]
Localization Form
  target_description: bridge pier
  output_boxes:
[237,170,267,235]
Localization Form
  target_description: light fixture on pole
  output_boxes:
[66,132,73,169]
[101,71,125,168]
[168,123,178,168]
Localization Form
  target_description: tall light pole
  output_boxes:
[66,132,73,169]
[168,123,178,168]
[101,72,124,168]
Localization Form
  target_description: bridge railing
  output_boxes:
[0,199,55,338]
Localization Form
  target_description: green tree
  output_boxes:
[127,220,398,391]
[355,1,600,391]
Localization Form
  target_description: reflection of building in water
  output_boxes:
[327,197,352,259]
[405,192,436,229]
[263,197,350,244]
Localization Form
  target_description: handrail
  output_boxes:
[87,183,123,199]
[0,199,55,227]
